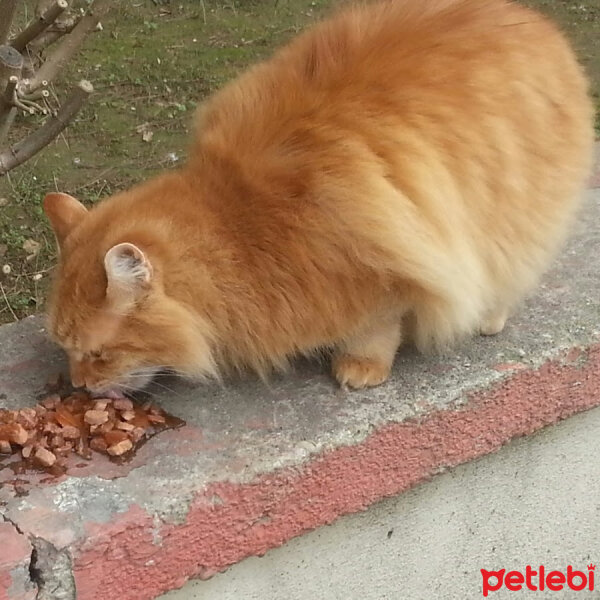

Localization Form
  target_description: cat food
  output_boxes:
[0,376,184,475]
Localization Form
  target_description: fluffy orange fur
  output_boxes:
[44,0,594,393]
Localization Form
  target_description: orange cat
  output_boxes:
[44,0,594,393]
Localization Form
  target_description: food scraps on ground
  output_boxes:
[0,375,184,475]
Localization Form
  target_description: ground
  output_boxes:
[0,0,598,325]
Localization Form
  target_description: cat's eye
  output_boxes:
[89,350,103,359]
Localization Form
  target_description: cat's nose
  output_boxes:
[85,381,109,394]
[69,359,85,389]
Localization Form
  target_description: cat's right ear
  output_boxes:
[104,243,153,314]
[43,192,88,247]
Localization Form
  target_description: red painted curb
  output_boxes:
[70,343,600,600]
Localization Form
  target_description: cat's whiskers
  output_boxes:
[116,370,188,399]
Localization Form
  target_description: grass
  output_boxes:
[0,0,599,324]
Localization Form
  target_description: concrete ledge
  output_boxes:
[1,155,599,599]
[161,404,600,600]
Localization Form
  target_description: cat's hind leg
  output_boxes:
[332,314,402,389]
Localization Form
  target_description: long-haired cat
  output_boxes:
[43,0,594,393]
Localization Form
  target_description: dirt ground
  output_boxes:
[0,0,598,324]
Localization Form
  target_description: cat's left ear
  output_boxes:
[104,243,153,312]
[43,193,88,247]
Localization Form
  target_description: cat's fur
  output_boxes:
[44,0,594,393]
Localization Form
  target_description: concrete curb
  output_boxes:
[162,403,600,600]
[1,151,599,599]
[74,344,600,600]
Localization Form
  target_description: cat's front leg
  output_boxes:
[332,314,402,389]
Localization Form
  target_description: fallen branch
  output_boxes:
[0,0,19,45]
[23,0,112,93]
[11,0,69,53]
[0,79,93,175]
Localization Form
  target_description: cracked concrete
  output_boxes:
[0,155,598,599]
[29,538,75,600]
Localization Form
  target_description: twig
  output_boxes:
[0,0,19,45]
[0,79,93,175]
[11,0,69,53]
[0,281,18,322]
[16,265,54,277]
[15,96,46,114]
[23,0,112,93]
[20,87,50,102]
[7,88,35,114]
[74,166,115,191]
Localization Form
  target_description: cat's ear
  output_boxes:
[43,193,88,246]
[104,243,153,312]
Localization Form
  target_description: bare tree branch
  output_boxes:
[0,44,23,85]
[0,106,16,146]
[14,95,46,114]
[0,1,112,175]
[0,76,18,145]
[36,0,60,16]
[20,87,50,102]
[0,79,93,176]
[0,0,19,45]
[0,45,23,116]
[27,14,80,55]
[2,75,18,105]
[23,0,112,93]
[11,0,69,53]
[0,45,23,146]
[0,75,19,106]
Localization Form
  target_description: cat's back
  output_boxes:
[192,0,592,163]
[184,0,593,354]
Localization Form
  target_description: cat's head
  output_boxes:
[43,191,217,394]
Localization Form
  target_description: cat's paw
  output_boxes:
[332,354,391,389]
[479,314,507,336]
